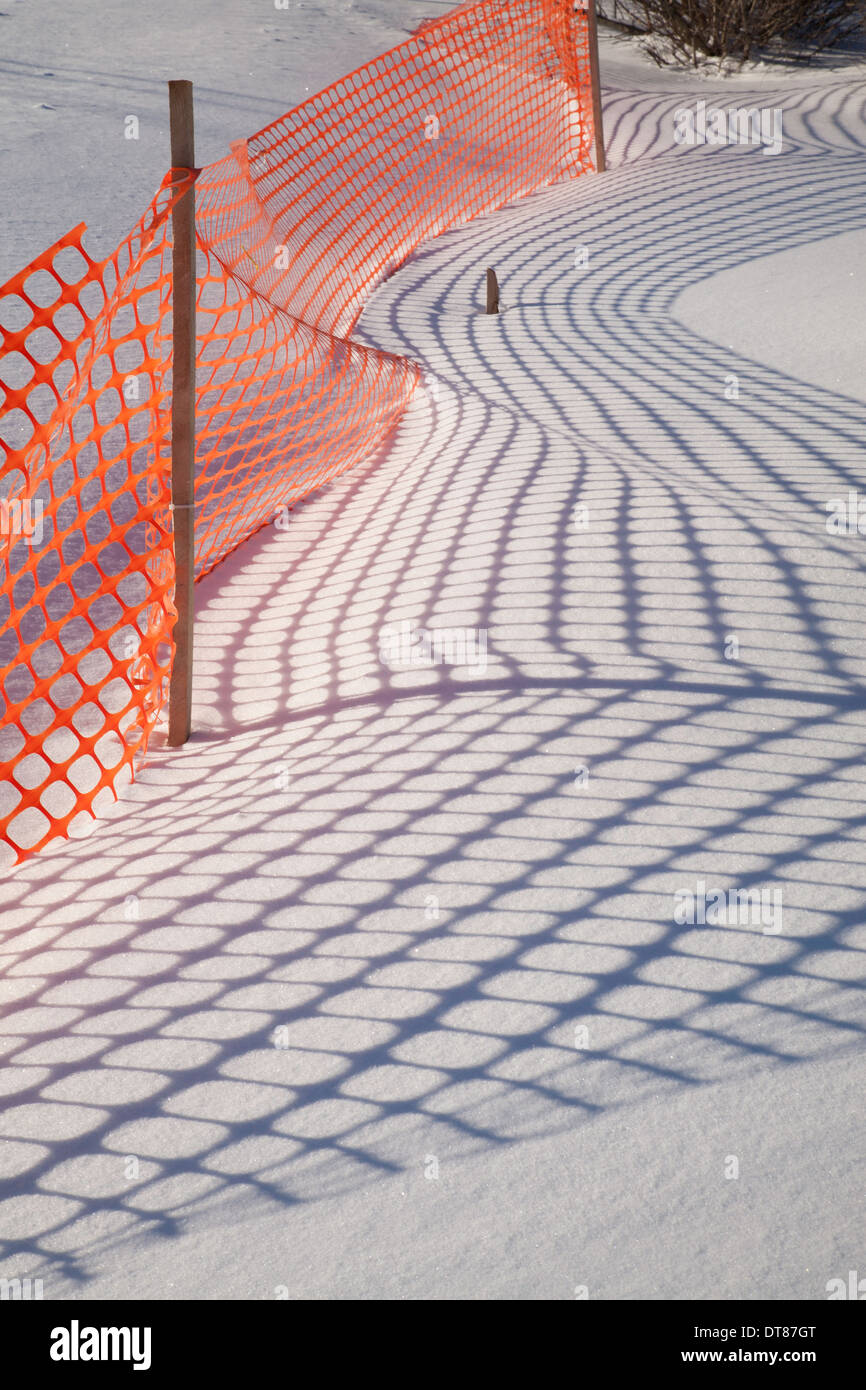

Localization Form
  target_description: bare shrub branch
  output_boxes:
[619,1,866,67]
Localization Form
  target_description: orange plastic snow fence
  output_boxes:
[0,0,597,865]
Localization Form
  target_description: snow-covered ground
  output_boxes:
[1,2,865,1300]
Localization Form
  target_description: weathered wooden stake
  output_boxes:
[586,0,607,173]
[486,267,499,314]
[167,80,196,747]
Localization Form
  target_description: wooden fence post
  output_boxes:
[586,0,607,173]
[167,80,196,747]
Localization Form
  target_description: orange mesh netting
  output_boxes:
[0,0,596,865]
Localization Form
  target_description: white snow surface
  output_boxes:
[1,2,865,1300]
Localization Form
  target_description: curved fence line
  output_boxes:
[0,0,596,866]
